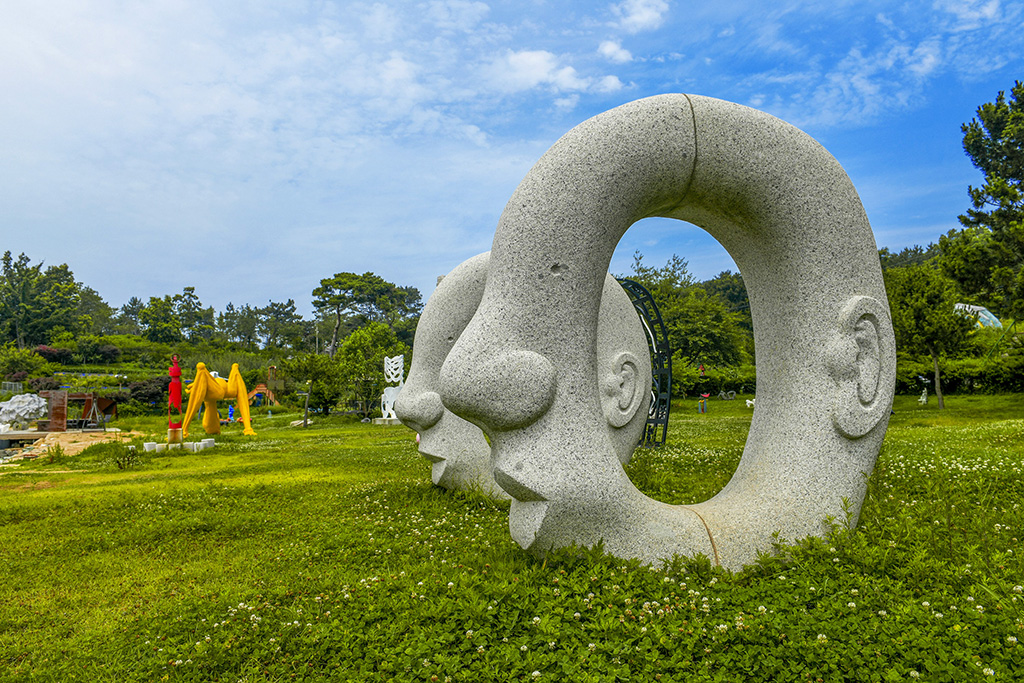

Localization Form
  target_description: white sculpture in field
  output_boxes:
[438,94,895,570]
[380,355,405,420]
[0,393,48,431]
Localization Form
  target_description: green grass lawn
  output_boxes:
[1,395,1022,682]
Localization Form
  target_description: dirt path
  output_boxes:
[3,429,146,459]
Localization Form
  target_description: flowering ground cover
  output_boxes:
[0,395,1021,681]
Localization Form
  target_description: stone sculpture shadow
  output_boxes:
[396,252,651,500]
[438,94,896,570]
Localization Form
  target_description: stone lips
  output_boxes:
[439,94,896,570]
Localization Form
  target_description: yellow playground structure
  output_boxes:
[182,362,256,437]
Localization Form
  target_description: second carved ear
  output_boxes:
[601,351,645,428]
[826,295,897,439]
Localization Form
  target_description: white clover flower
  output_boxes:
[878,610,887,617]
[909,671,920,678]
[1013,586,1022,594]
[521,645,528,652]
[922,602,930,608]
[758,605,767,613]
[848,602,856,608]
[983,668,994,676]
[817,634,827,642]
[533,616,541,624]
[1007,636,1018,644]
[532,672,541,679]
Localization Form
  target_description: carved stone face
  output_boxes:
[395,252,651,500]
[438,94,896,569]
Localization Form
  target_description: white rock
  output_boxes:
[0,394,48,428]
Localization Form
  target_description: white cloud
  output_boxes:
[554,94,580,110]
[611,0,669,33]
[934,0,1000,30]
[599,39,633,63]
[380,53,422,90]
[360,3,403,43]
[426,0,490,32]
[907,39,942,77]
[597,75,624,92]
[483,49,591,92]
[785,38,942,126]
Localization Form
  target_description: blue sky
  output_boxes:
[1,0,1021,317]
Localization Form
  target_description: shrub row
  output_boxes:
[672,360,756,397]
[672,352,1024,398]
[896,353,1024,394]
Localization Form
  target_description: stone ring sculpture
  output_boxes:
[396,252,652,499]
[438,94,896,570]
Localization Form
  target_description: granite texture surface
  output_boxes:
[439,94,895,570]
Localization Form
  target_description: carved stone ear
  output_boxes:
[601,351,644,428]
[827,295,896,438]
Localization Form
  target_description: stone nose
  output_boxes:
[394,389,445,431]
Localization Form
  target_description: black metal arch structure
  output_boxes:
[616,278,672,448]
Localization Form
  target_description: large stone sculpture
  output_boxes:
[438,94,896,570]
[396,251,651,499]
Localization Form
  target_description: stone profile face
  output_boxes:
[438,94,896,570]
[395,251,651,500]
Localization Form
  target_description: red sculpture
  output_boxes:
[168,354,183,429]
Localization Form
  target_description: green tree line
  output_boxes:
[0,262,422,418]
